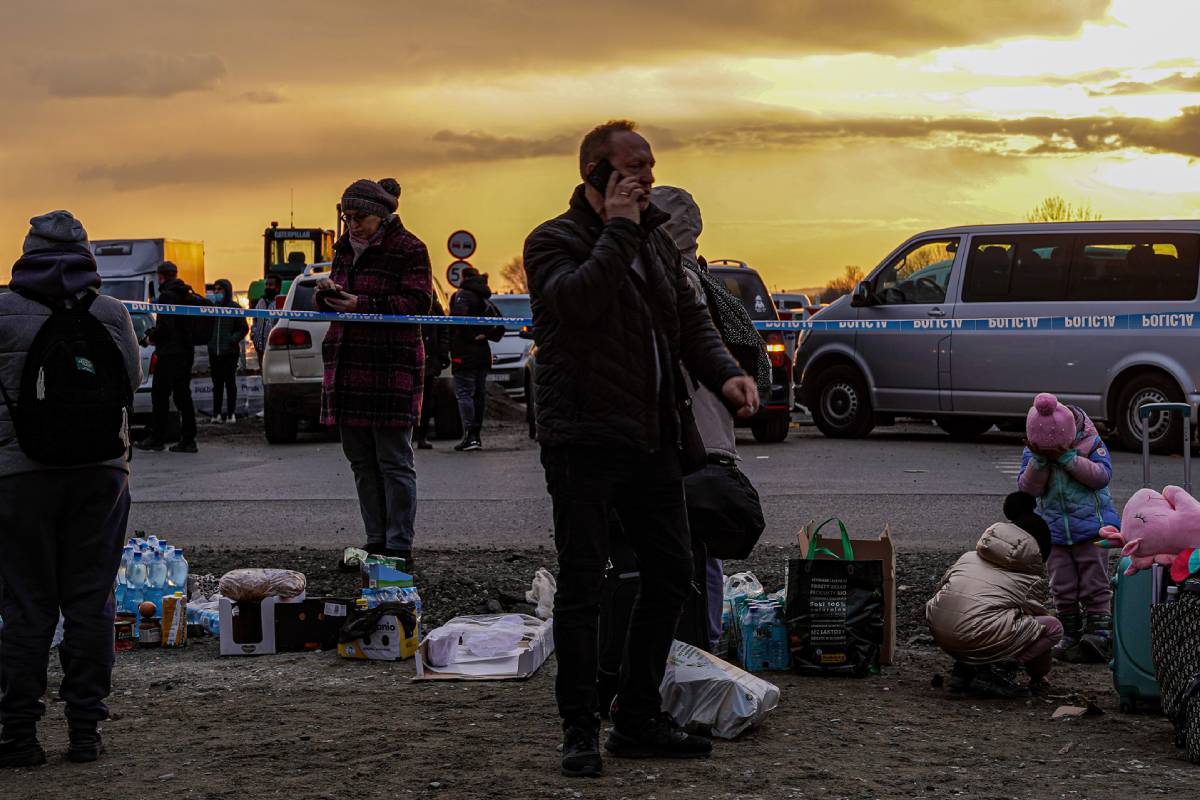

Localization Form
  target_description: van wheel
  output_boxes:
[937,416,995,440]
[751,415,791,443]
[264,402,299,444]
[1116,374,1185,454]
[811,365,874,439]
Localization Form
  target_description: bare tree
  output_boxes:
[499,255,528,293]
[819,265,864,304]
[1025,195,1102,223]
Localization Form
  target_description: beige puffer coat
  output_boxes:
[925,522,1049,664]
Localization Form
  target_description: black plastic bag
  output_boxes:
[785,518,884,677]
[685,463,765,560]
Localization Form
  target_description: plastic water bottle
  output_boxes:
[168,549,189,596]
[115,545,134,612]
[146,549,168,614]
[126,551,147,612]
[146,534,159,553]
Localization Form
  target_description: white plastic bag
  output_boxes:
[525,568,557,620]
[724,572,764,600]
[218,568,306,602]
[660,640,780,740]
[420,614,538,666]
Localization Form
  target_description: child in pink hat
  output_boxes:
[1018,393,1119,663]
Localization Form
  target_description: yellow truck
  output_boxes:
[91,238,206,302]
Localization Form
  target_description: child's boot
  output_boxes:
[1053,612,1081,661]
[1078,613,1113,663]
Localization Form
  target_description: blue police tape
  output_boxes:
[121,301,1200,332]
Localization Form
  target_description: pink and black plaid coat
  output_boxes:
[320,218,432,428]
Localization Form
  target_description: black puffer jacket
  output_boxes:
[450,277,504,372]
[523,185,744,451]
[151,277,197,357]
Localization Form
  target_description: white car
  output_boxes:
[261,264,460,443]
[487,293,533,400]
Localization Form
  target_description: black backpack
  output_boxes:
[0,290,133,466]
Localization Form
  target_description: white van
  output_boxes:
[795,221,1200,453]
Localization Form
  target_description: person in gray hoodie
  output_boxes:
[0,211,141,768]
[652,186,769,652]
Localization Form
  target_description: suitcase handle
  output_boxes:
[1139,402,1192,493]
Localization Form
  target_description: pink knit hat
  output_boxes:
[1026,393,1076,450]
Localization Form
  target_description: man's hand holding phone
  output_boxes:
[604,172,644,224]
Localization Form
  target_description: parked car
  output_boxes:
[260,263,460,443]
[795,221,1200,453]
[524,262,794,443]
[487,293,533,400]
[707,260,794,442]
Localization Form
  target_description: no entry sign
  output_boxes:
[447,230,476,260]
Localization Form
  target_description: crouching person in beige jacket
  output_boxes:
[926,492,1062,698]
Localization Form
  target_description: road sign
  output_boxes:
[447,230,477,260]
[446,260,471,289]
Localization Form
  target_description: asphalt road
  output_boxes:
[127,417,1192,554]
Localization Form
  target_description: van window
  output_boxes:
[963,235,1072,303]
[1068,235,1200,301]
[875,239,958,305]
[289,281,318,312]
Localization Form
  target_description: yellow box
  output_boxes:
[337,614,419,661]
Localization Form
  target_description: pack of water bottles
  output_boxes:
[114,533,190,646]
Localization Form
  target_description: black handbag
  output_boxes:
[685,462,766,560]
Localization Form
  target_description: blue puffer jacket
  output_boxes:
[1017,408,1120,545]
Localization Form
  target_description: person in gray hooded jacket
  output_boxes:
[0,211,141,768]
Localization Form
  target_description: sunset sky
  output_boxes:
[3,0,1199,292]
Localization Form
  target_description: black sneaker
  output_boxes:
[606,713,712,759]
[417,440,433,450]
[0,732,46,768]
[464,437,482,451]
[453,436,471,452]
[169,440,198,454]
[968,664,1031,699]
[561,725,603,778]
[67,728,103,764]
[134,439,165,452]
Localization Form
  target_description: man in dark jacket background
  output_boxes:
[449,267,504,452]
[207,278,248,423]
[523,120,759,776]
[416,294,451,450]
[137,261,199,453]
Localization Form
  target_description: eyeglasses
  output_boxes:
[340,213,375,224]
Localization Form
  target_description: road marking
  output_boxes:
[994,458,1024,478]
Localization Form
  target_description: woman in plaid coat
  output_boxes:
[317,178,432,564]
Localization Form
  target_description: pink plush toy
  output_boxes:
[1098,486,1200,575]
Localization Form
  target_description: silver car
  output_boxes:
[795,221,1200,453]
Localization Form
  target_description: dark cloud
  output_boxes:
[430,130,576,162]
[3,0,1110,89]
[240,90,286,104]
[30,53,226,98]
[682,107,1200,159]
[1089,72,1200,96]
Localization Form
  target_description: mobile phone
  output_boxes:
[315,288,343,309]
[585,158,617,193]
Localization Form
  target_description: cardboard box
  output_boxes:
[218,594,306,657]
[274,598,355,652]
[366,562,413,589]
[798,522,897,665]
[337,612,419,661]
[414,616,554,681]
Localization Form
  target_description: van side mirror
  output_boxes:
[850,281,875,308]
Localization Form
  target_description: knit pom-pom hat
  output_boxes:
[1025,392,1076,451]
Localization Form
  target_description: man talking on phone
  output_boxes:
[523,120,758,777]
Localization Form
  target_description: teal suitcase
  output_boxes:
[1111,402,1193,713]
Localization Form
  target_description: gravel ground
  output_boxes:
[2,546,1191,799]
